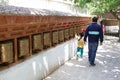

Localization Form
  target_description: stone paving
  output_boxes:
[44,36,120,80]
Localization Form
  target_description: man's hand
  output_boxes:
[84,41,87,45]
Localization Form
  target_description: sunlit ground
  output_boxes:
[44,36,120,80]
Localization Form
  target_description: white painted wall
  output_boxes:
[105,26,119,33]
[0,39,77,80]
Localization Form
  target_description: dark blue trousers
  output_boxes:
[88,42,98,64]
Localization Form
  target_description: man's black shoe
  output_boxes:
[90,63,96,66]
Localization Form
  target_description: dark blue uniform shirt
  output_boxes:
[84,23,103,43]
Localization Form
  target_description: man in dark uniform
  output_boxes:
[84,17,103,66]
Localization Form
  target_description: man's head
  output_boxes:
[92,17,98,22]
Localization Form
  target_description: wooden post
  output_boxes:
[29,35,32,56]
[118,20,120,42]
[41,33,44,50]
[50,31,52,47]
[14,38,18,62]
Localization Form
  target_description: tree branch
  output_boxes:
[110,10,120,20]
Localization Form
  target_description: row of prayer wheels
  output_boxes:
[0,15,91,65]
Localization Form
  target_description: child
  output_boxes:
[75,32,84,60]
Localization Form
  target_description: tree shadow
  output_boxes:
[44,36,120,80]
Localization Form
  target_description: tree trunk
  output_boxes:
[110,11,120,42]
[119,20,120,42]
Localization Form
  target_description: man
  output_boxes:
[84,17,103,66]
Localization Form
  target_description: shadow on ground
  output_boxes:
[44,36,120,80]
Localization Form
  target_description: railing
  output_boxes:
[0,15,91,66]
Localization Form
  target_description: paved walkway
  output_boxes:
[44,36,120,80]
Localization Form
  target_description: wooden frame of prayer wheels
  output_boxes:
[0,15,91,65]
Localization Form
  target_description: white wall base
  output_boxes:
[0,39,77,80]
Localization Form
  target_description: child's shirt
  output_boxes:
[77,37,84,48]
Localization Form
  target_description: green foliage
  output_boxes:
[0,0,9,5]
[109,0,120,10]
[74,0,120,14]
[74,0,92,8]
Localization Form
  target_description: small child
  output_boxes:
[75,32,84,60]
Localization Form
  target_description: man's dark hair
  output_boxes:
[92,17,98,22]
